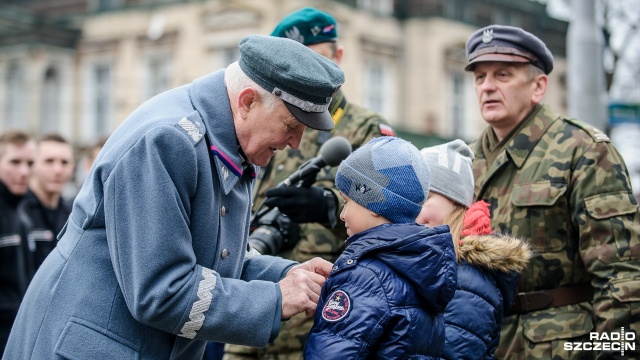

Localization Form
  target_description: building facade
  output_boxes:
[0,0,568,147]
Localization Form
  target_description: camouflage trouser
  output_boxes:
[496,304,598,359]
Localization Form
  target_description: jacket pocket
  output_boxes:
[610,277,640,303]
[585,191,639,261]
[522,309,594,358]
[511,182,568,252]
[55,317,140,360]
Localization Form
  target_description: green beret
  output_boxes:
[238,35,344,131]
[271,7,338,46]
[465,24,554,75]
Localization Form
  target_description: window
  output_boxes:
[5,62,26,130]
[451,72,465,138]
[357,0,393,16]
[221,47,240,67]
[93,64,112,137]
[146,57,171,99]
[93,0,122,11]
[493,9,510,25]
[449,71,477,140]
[40,67,61,134]
[364,58,387,116]
[443,0,463,19]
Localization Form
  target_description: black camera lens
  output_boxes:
[248,225,283,256]
[247,208,300,255]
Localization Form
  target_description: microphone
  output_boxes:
[251,136,352,228]
[277,136,352,187]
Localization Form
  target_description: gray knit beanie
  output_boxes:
[335,136,431,224]
[420,139,475,207]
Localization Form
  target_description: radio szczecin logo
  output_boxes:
[564,327,635,356]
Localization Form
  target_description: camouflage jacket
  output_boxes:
[224,90,392,359]
[471,103,640,359]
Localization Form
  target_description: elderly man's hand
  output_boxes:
[279,257,333,318]
[287,257,332,279]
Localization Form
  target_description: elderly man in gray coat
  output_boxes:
[3,35,344,360]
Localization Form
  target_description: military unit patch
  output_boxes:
[285,26,304,44]
[322,290,351,322]
[379,123,395,136]
[322,24,335,34]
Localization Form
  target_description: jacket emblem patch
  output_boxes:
[322,290,351,322]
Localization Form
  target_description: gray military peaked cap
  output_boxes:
[465,24,554,75]
[238,34,345,131]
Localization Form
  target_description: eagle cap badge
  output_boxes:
[482,29,494,43]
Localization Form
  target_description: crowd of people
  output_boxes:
[0,130,104,354]
[1,6,639,360]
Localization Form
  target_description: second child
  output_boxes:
[304,136,458,359]
[418,140,532,359]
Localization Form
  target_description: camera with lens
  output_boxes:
[248,207,300,256]
[247,136,353,256]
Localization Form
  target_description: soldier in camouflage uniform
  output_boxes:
[465,25,640,359]
[223,7,393,360]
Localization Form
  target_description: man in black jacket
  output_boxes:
[19,133,75,270]
[0,130,35,354]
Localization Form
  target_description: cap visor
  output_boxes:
[284,102,334,131]
[465,53,531,71]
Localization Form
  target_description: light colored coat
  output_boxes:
[3,70,296,360]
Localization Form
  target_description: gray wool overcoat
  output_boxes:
[3,70,296,360]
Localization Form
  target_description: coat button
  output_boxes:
[221,249,229,259]
[332,266,338,271]
[346,259,354,265]
[221,206,227,216]
[274,89,282,96]
[222,167,229,180]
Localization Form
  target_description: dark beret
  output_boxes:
[238,35,344,131]
[465,24,554,74]
[271,7,338,46]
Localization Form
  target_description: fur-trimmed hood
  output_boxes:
[442,233,531,360]
[458,233,532,273]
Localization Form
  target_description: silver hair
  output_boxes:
[224,61,281,114]
[525,63,545,80]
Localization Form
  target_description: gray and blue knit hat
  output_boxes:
[420,139,475,207]
[335,136,431,224]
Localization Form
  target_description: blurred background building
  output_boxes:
[0,0,568,150]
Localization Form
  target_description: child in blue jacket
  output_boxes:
[417,140,532,359]
[304,136,458,359]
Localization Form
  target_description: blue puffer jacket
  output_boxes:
[304,224,457,359]
[442,234,531,359]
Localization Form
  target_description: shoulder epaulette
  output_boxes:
[176,116,206,145]
[564,117,610,143]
